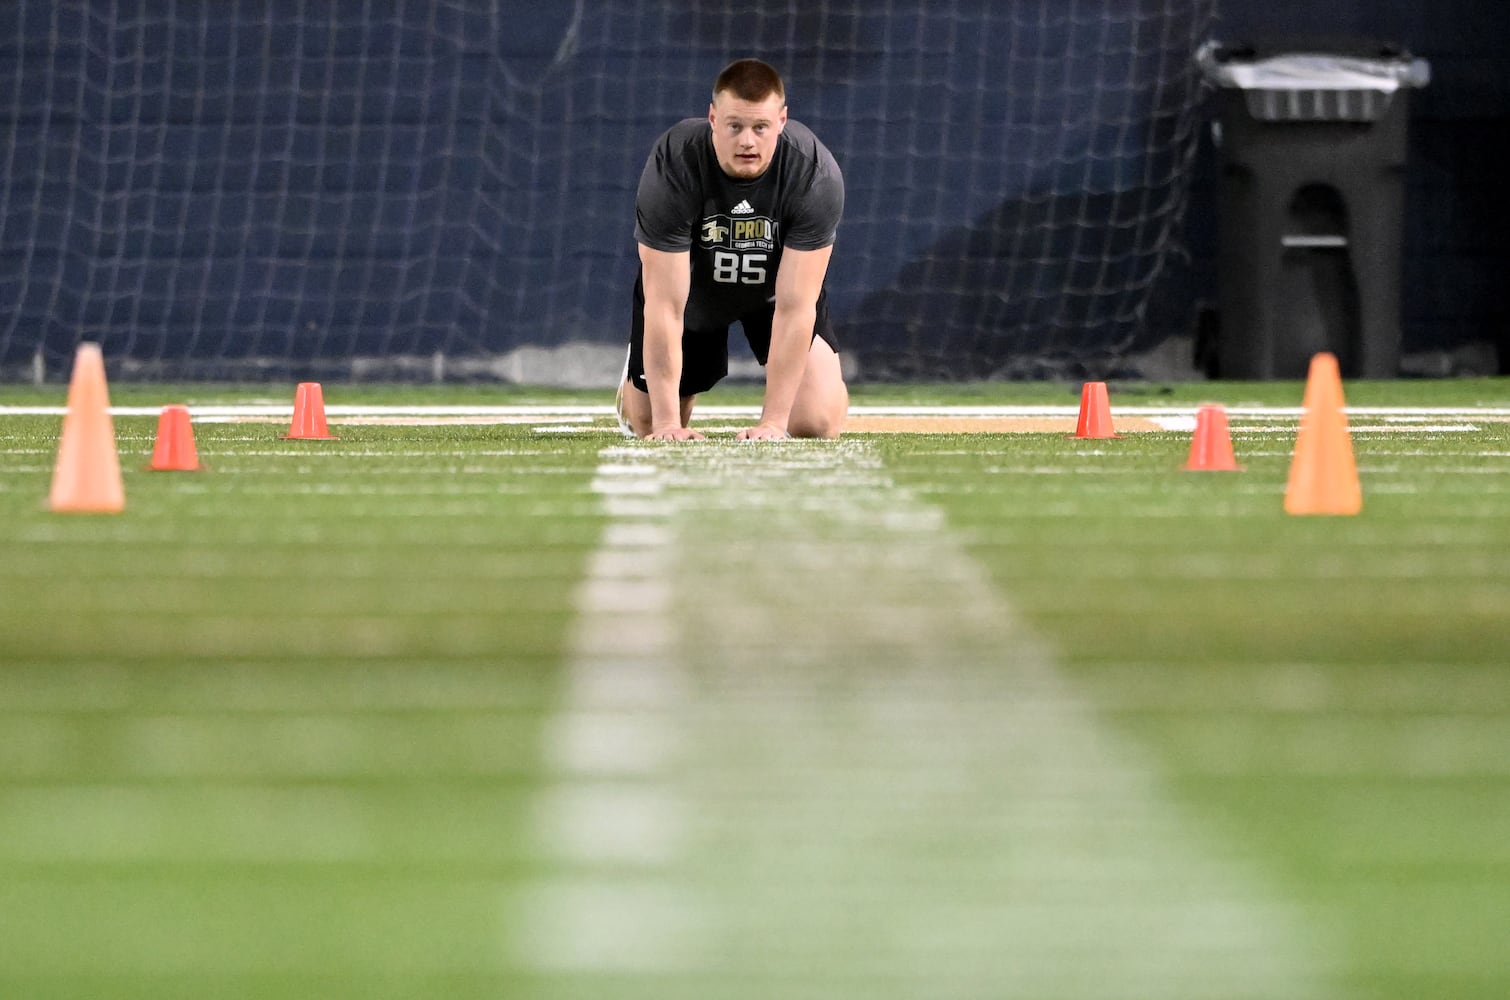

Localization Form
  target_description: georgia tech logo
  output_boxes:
[700,214,778,251]
[701,219,729,244]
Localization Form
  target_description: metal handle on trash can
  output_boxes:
[1281,235,1348,248]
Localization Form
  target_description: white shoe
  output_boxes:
[614,345,636,438]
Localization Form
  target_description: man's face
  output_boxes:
[708,91,787,179]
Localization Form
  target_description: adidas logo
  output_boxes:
[730,200,754,215]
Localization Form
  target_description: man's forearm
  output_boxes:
[642,311,686,432]
[759,304,816,431]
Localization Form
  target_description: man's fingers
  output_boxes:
[737,425,791,442]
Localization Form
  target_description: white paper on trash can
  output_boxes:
[1212,54,1428,92]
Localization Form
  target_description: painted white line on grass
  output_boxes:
[6,402,1510,419]
[519,441,1328,997]
[1152,415,1200,431]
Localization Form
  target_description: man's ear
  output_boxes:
[707,102,717,126]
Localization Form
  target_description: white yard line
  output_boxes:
[5,402,1510,419]
[519,440,1328,997]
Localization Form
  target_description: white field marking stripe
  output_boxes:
[1150,417,1482,433]
[187,414,597,426]
[5,403,1510,418]
[1187,425,1481,434]
[518,441,1328,996]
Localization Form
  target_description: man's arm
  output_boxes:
[638,243,703,441]
[739,244,833,441]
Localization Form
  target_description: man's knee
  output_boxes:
[619,379,652,437]
[790,413,843,439]
[789,379,848,439]
[789,342,847,439]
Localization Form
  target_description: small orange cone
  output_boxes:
[1071,381,1120,439]
[148,405,201,471]
[1284,353,1361,515]
[282,382,337,440]
[1299,349,1345,414]
[1184,404,1243,471]
[49,342,125,513]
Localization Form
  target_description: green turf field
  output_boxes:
[1,379,1508,999]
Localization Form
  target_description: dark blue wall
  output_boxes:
[0,1,1213,380]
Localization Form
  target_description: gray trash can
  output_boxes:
[1199,42,1430,379]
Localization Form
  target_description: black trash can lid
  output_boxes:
[1198,40,1431,92]
[1198,41,1429,122]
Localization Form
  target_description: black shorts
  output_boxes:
[625,275,839,396]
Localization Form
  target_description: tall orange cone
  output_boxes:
[148,404,201,471]
[1284,352,1361,515]
[49,342,125,513]
[1184,404,1243,471]
[282,382,337,440]
[1071,381,1120,439]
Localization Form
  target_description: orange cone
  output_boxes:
[148,404,201,471]
[282,382,337,440]
[1299,349,1345,415]
[1071,381,1120,439]
[1184,404,1243,471]
[48,342,125,513]
[1284,352,1361,515]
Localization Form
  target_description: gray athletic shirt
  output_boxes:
[634,117,844,331]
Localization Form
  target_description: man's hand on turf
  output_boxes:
[736,422,791,442]
[646,425,706,441]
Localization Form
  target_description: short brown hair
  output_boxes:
[713,58,785,104]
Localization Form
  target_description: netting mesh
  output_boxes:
[0,0,1215,383]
